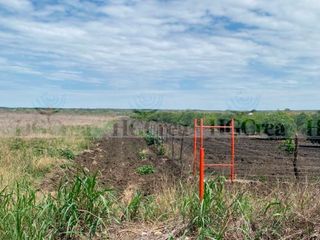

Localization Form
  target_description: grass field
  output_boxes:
[0,111,116,188]
[0,110,319,239]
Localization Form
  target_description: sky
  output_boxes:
[0,0,319,110]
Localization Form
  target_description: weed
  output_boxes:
[137,149,148,160]
[124,192,142,221]
[136,165,155,175]
[157,143,166,156]
[10,138,26,150]
[15,127,22,136]
[280,138,295,154]
[59,148,75,160]
[144,130,161,146]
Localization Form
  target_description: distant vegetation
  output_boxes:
[0,107,131,115]
[133,110,320,138]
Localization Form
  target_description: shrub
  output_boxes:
[294,113,311,133]
[263,112,296,137]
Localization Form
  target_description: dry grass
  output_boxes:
[0,111,117,137]
[0,110,117,188]
[115,178,320,239]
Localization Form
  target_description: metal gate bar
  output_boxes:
[193,118,235,201]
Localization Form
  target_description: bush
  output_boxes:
[307,113,320,137]
[294,113,311,133]
[263,112,296,137]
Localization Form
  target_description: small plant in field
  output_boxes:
[59,148,75,160]
[144,130,161,146]
[10,138,26,150]
[157,143,165,156]
[124,192,142,220]
[138,149,148,160]
[15,127,22,136]
[280,138,295,154]
[136,165,155,175]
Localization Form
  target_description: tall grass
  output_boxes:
[0,174,114,239]
[0,172,319,239]
[116,177,320,239]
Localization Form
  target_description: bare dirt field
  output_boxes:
[203,135,320,180]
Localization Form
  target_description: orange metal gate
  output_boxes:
[193,118,236,201]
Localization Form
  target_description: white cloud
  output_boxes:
[0,0,32,12]
[0,0,319,109]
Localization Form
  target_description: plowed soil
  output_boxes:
[42,119,320,195]
[76,136,182,194]
[202,134,320,180]
[42,119,185,195]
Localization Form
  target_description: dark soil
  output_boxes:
[138,120,320,181]
[41,119,185,195]
[201,134,320,180]
[76,136,183,194]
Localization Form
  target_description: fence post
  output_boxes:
[199,118,205,201]
[193,119,197,176]
[231,119,235,182]
[199,147,205,201]
[171,127,174,161]
[200,118,204,148]
[293,134,299,180]
[179,127,185,161]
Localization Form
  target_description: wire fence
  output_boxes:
[111,119,320,181]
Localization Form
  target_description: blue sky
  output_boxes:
[0,0,319,110]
